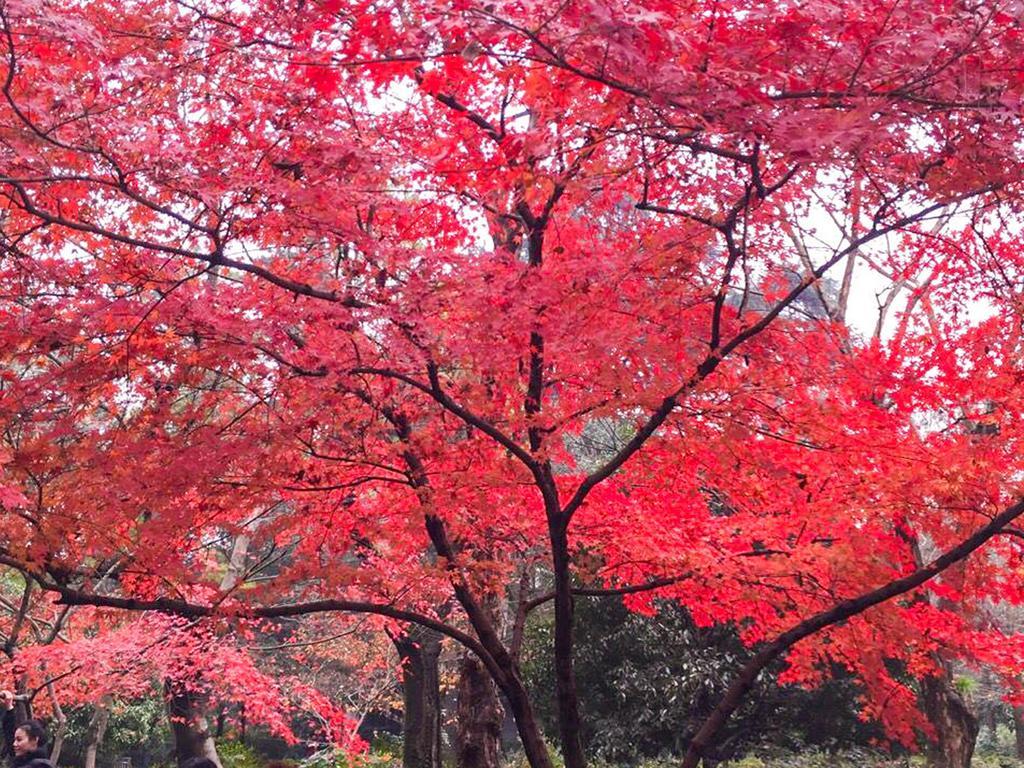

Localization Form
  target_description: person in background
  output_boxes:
[0,691,53,768]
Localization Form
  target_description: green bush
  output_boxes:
[367,733,401,761]
[219,742,268,768]
[502,744,564,768]
[521,600,882,764]
[717,748,905,767]
[972,755,1023,768]
[299,747,398,768]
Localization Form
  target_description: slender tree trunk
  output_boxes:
[47,682,67,765]
[1014,706,1024,758]
[390,397,554,768]
[908,544,978,768]
[165,680,221,768]
[549,520,585,768]
[985,700,997,746]
[392,626,443,768]
[418,510,552,768]
[13,681,31,723]
[455,568,509,768]
[84,695,113,768]
[499,675,552,768]
[215,706,226,739]
[921,670,978,768]
[455,653,503,768]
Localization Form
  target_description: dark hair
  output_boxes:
[179,758,218,768]
[14,720,46,748]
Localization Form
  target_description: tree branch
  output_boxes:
[682,495,1024,767]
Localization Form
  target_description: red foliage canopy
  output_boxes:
[1,0,1024,763]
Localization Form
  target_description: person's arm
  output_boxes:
[0,690,15,760]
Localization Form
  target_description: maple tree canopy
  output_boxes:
[3,0,1024,765]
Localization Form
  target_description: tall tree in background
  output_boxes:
[3,2,1024,766]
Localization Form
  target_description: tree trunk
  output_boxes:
[392,626,443,768]
[165,532,252,768]
[84,695,113,768]
[549,520,585,768]
[13,674,31,723]
[1013,706,1024,759]
[984,699,997,747]
[165,680,221,768]
[49,710,67,766]
[921,671,978,768]
[215,706,226,739]
[455,653,503,768]
[46,681,67,766]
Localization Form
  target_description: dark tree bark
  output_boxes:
[921,669,978,768]
[165,680,221,768]
[549,519,585,768]
[215,706,226,739]
[455,653,503,768]
[392,626,443,768]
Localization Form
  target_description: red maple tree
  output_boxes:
[2,1,1024,766]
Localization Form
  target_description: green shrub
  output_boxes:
[502,744,564,768]
[299,747,399,768]
[368,733,401,761]
[219,741,268,768]
[724,748,914,767]
[971,754,1023,768]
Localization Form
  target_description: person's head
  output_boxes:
[179,758,218,768]
[12,720,45,757]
